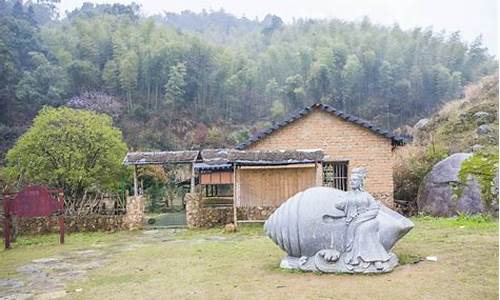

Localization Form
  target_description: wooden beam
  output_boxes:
[239,163,316,170]
[236,220,265,224]
[133,165,138,197]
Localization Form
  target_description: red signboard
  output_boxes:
[3,186,65,249]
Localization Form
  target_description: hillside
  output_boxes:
[395,76,499,214]
[0,2,498,163]
[413,75,498,152]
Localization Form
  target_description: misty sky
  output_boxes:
[57,0,498,56]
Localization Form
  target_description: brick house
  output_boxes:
[124,103,405,227]
[236,103,406,208]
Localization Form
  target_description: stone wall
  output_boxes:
[186,193,233,228]
[237,206,277,221]
[0,196,145,235]
[247,109,397,206]
[8,215,126,234]
[123,196,144,230]
[186,193,280,228]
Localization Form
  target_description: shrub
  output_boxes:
[5,107,128,197]
[394,144,448,215]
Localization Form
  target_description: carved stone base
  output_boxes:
[280,250,399,274]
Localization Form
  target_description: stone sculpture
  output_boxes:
[264,168,414,273]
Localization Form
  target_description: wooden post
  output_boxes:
[58,192,65,245]
[133,165,138,197]
[315,162,323,186]
[190,162,196,194]
[233,165,238,226]
[3,196,11,249]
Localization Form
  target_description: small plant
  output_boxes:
[397,253,422,265]
[458,151,498,210]
[455,212,493,225]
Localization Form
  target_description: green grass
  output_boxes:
[0,231,136,278]
[0,217,498,300]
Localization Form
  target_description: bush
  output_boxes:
[394,144,448,215]
[4,107,128,197]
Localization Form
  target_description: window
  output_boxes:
[323,161,349,191]
[204,184,233,198]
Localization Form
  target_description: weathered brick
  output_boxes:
[247,110,396,205]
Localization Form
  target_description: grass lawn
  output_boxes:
[0,216,498,300]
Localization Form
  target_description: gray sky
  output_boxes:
[57,0,498,56]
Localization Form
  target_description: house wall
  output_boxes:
[236,165,317,208]
[246,110,396,207]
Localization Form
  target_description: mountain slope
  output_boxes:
[414,75,498,152]
[395,75,499,215]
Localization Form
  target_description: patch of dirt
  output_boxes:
[0,229,205,299]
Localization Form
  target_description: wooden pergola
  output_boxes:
[123,149,325,225]
[123,150,200,197]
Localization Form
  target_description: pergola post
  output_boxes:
[315,162,323,186]
[133,165,138,197]
[233,164,238,226]
[190,162,196,193]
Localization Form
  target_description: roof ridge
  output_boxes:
[235,103,407,149]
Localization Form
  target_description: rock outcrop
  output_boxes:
[417,153,484,216]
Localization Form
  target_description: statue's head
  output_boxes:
[350,168,367,191]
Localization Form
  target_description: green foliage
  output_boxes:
[5,107,128,197]
[164,62,187,107]
[118,51,139,109]
[455,212,493,224]
[398,252,422,265]
[270,100,285,120]
[284,74,305,109]
[227,128,250,145]
[394,145,448,214]
[206,127,225,147]
[414,214,497,229]
[145,182,166,213]
[66,59,100,92]
[15,52,69,106]
[458,152,499,208]
[0,2,498,161]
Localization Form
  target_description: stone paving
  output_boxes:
[0,230,230,300]
[0,230,158,299]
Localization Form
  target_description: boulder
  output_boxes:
[473,111,492,125]
[413,118,429,130]
[477,124,491,135]
[471,144,484,152]
[417,153,484,216]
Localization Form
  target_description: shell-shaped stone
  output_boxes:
[264,187,414,258]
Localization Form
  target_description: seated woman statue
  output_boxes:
[335,168,392,271]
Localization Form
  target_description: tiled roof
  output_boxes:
[201,149,324,165]
[123,150,199,165]
[235,103,408,149]
[124,149,324,166]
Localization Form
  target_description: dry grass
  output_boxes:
[1,217,498,300]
